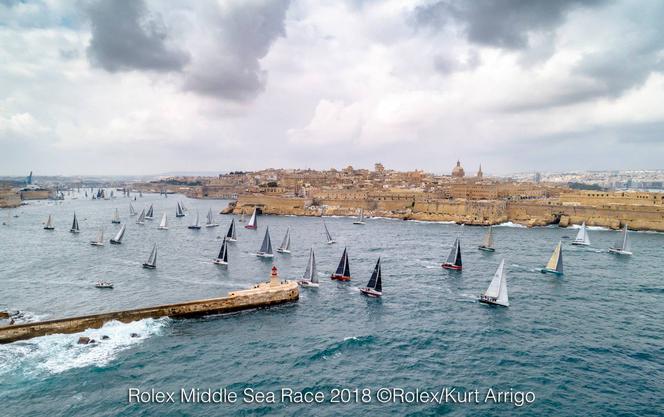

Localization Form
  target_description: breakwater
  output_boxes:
[231,194,664,231]
[0,280,299,344]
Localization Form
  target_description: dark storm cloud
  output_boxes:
[415,0,606,49]
[84,0,189,72]
[183,0,291,101]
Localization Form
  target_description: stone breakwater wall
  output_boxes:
[0,188,20,208]
[0,282,299,344]
[232,194,664,232]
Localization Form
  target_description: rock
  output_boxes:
[101,335,110,340]
[77,336,91,344]
[130,333,140,338]
[0,311,9,319]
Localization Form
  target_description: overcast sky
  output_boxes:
[1,0,663,176]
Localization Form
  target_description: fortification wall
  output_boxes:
[0,188,20,208]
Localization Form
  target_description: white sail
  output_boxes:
[353,208,365,224]
[112,224,126,242]
[483,260,509,306]
[44,214,54,229]
[112,208,120,223]
[247,209,257,228]
[145,244,157,267]
[191,211,200,227]
[129,203,137,216]
[159,213,168,229]
[573,222,591,245]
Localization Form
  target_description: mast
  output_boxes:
[146,204,154,218]
[112,208,120,223]
[324,221,333,241]
[621,224,630,252]
[335,248,348,275]
[446,237,462,266]
[71,213,79,231]
[146,244,157,267]
[207,208,213,225]
[247,208,257,228]
[226,219,236,240]
[129,202,136,216]
[159,213,168,229]
[136,208,146,224]
[191,211,200,227]
[217,240,228,261]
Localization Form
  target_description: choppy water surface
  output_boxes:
[0,193,662,416]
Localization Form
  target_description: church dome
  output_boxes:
[452,160,465,178]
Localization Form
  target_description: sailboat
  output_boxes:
[353,208,366,225]
[110,224,126,244]
[225,219,237,242]
[442,237,462,270]
[541,241,564,275]
[360,258,383,297]
[70,212,80,233]
[205,208,219,227]
[145,204,154,220]
[330,247,351,281]
[175,201,185,217]
[276,227,291,254]
[255,226,274,258]
[479,259,509,307]
[188,210,201,229]
[297,248,318,288]
[239,212,246,222]
[245,208,258,229]
[213,239,229,265]
[609,224,632,255]
[90,227,105,246]
[111,208,121,224]
[158,213,168,230]
[323,221,335,244]
[478,226,495,252]
[44,214,55,230]
[572,222,591,246]
[142,244,157,269]
[136,208,146,225]
[129,202,137,216]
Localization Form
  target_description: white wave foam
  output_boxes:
[568,224,610,231]
[0,318,169,377]
[496,222,527,228]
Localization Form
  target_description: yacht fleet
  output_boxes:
[33,192,637,304]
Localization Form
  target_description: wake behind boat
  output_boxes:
[541,241,564,275]
[331,247,351,281]
[360,258,382,297]
[479,259,509,307]
[609,224,632,255]
[297,248,318,288]
[572,222,591,246]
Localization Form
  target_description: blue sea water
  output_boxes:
[0,193,663,416]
